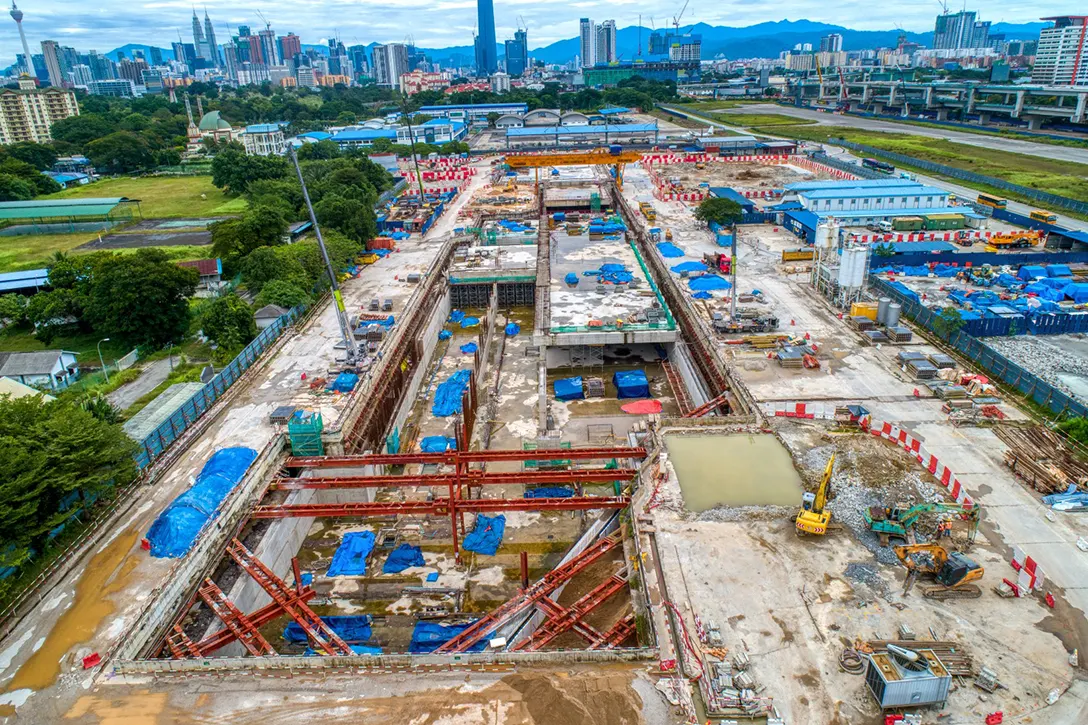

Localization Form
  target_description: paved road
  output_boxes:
[105,358,173,411]
[719,104,1088,165]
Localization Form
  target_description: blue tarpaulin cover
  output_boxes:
[448,309,465,324]
[383,543,426,573]
[463,514,505,555]
[304,645,382,656]
[564,272,578,285]
[460,341,478,354]
[554,376,584,401]
[1018,265,1047,281]
[692,291,713,299]
[147,447,258,558]
[439,329,452,340]
[524,487,575,498]
[1063,283,1088,303]
[409,622,487,653]
[671,261,708,274]
[460,316,480,328]
[1037,278,1069,289]
[993,273,1020,287]
[420,435,456,452]
[505,322,520,336]
[1025,283,1066,302]
[688,275,732,291]
[327,372,360,393]
[613,369,649,399]
[327,532,376,576]
[285,616,373,644]
[584,264,634,284]
[656,242,684,258]
[1048,265,1073,278]
[432,369,472,416]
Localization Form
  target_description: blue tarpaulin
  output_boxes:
[448,309,465,324]
[692,291,713,299]
[438,329,452,340]
[671,261,708,274]
[409,622,487,653]
[304,645,382,656]
[505,322,520,336]
[613,369,649,399]
[147,447,258,558]
[327,532,376,576]
[1018,265,1047,281]
[564,272,578,286]
[585,264,634,284]
[656,242,684,258]
[463,514,505,555]
[460,341,478,354]
[1048,265,1073,278]
[993,273,1020,287]
[554,376,584,401]
[1063,283,1088,303]
[524,487,575,498]
[285,616,373,644]
[688,275,732,291]
[382,543,426,573]
[420,435,456,452]
[432,369,471,416]
[460,316,480,328]
[327,372,360,393]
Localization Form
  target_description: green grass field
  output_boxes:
[45,175,247,218]
[0,327,131,359]
[716,112,819,128]
[0,233,211,272]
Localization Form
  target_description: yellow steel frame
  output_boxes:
[505,150,644,191]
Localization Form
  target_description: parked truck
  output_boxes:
[639,202,657,221]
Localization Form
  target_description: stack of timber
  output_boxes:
[995,425,1088,494]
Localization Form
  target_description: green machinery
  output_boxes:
[288,410,325,456]
[865,502,979,546]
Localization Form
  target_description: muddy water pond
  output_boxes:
[665,434,803,511]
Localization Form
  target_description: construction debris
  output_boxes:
[995,425,1088,494]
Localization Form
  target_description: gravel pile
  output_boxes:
[844,561,890,596]
[696,504,793,523]
[985,336,1088,405]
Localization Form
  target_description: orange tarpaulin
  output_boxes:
[621,399,663,415]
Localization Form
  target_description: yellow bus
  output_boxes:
[1030,209,1058,224]
[976,193,1008,209]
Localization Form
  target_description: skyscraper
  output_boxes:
[476,0,497,74]
[596,20,617,63]
[40,40,65,87]
[149,46,163,65]
[820,33,843,53]
[258,29,279,65]
[203,11,219,66]
[579,18,596,67]
[9,3,35,78]
[1032,16,1088,86]
[504,28,528,76]
[934,10,991,50]
[191,10,207,59]
[372,43,409,87]
[279,34,302,64]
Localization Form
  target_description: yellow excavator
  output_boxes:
[796,454,835,535]
[894,543,984,600]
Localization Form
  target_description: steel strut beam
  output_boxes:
[514,572,629,652]
[190,588,317,656]
[196,578,277,657]
[589,614,637,649]
[684,390,731,418]
[533,597,603,643]
[437,535,621,653]
[166,625,202,659]
[271,469,639,490]
[225,538,353,656]
[284,446,647,469]
[250,496,631,519]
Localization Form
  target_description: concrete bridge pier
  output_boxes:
[936,108,949,121]
[1023,115,1044,131]
[1013,90,1026,118]
[977,112,991,125]
[1075,93,1087,124]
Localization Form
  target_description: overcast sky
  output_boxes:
[1,1,1060,55]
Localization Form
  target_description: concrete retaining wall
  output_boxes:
[383,289,451,449]
[670,341,711,409]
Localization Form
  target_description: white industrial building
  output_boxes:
[785,179,968,226]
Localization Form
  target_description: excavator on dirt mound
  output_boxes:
[894,543,984,600]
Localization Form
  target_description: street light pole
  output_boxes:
[97,337,111,383]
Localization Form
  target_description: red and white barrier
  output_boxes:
[851,230,992,243]
[789,156,860,180]
[1010,547,1046,595]
[865,419,974,509]
[762,401,835,420]
[742,189,782,199]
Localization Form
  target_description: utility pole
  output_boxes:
[287,145,359,362]
[399,92,428,202]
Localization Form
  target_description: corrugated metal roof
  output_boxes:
[505,123,658,137]
[0,197,128,209]
[245,123,285,134]
[0,351,75,376]
[800,185,946,200]
[787,178,920,191]
[0,202,126,220]
[331,128,398,141]
[421,103,528,111]
[814,206,966,219]
[0,268,48,293]
[708,187,756,208]
[177,259,221,276]
[0,377,55,401]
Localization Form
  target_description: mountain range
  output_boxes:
[102,19,1048,68]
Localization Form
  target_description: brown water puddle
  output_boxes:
[5,529,140,695]
[65,690,167,724]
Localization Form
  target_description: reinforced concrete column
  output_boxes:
[1024,115,1043,131]
[888,85,897,106]
[873,102,885,115]
[966,87,976,113]
[936,108,949,121]
[977,112,991,125]
[925,86,934,108]
[1013,90,1026,118]
[861,83,872,103]
[1075,93,1087,124]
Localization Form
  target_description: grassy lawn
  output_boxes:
[684,99,763,111]
[839,114,1088,149]
[767,124,1088,204]
[0,231,97,271]
[716,112,819,128]
[646,108,716,131]
[0,326,131,360]
[45,176,247,218]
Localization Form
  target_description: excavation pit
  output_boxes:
[665,433,803,511]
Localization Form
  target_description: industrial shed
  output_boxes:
[0,197,142,235]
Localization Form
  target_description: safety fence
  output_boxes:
[827,139,1088,215]
[870,276,1088,418]
[640,153,792,165]
[851,229,1030,243]
[134,304,306,469]
[807,151,883,180]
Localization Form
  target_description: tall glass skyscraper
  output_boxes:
[476,0,497,74]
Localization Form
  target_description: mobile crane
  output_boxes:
[894,543,984,599]
[865,501,979,546]
[796,454,835,535]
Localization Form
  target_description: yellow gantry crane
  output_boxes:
[503,147,644,190]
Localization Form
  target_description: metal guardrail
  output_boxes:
[870,276,1088,419]
[807,151,885,180]
[827,139,1088,215]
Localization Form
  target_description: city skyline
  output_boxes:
[0,3,1068,57]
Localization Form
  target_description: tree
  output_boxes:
[0,173,34,202]
[84,132,156,174]
[295,139,341,161]
[255,279,311,308]
[932,307,965,339]
[313,193,375,244]
[0,395,136,575]
[693,197,744,227]
[210,204,289,264]
[199,293,257,361]
[48,113,115,147]
[83,249,198,348]
[211,146,289,194]
[4,142,57,170]
[0,158,60,195]
[0,293,29,327]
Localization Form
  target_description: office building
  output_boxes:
[934,10,991,50]
[1032,16,1088,86]
[259,29,279,66]
[407,45,427,72]
[117,58,148,86]
[504,29,528,76]
[40,40,66,88]
[579,18,596,67]
[279,34,302,64]
[0,77,79,143]
[203,11,219,65]
[475,0,497,74]
[9,3,35,78]
[149,46,163,66]
[596,20,617,64]
[668,34,702,62]
[68,64,92,87]
[820,33,843,53]
[296,66,318,88]
[372,43,408,87]
[88,53,115,81]
[192,10,208,60]
[87,79,134,97]
[783,52,815,71]
[490,71,510,93]
[348,45,369,79]
[1004,39,1038,57]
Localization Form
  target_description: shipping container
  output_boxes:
[850,302,879,321]
[923,213,965,231]
[892,216,925,232]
